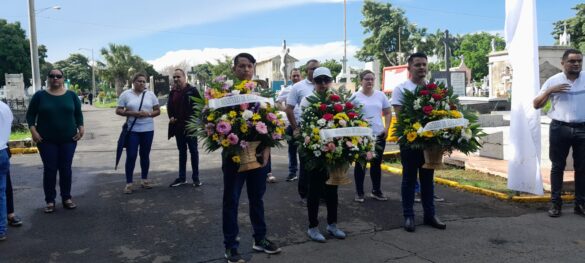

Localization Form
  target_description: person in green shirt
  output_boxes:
[26,69,84,213]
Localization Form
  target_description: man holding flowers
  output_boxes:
[198,53,282,263]
[391,53,447,232]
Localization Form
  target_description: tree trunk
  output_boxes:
[115,78,125,96]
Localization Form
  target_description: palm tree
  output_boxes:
[100,43,144,95]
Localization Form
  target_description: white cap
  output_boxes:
[313,67,332,79]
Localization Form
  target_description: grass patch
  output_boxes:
[10,129,31,141]
[94,100,118,108]
[383,161,515,195]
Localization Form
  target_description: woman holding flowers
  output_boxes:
[351,70,392,202]
[299,67,351,242]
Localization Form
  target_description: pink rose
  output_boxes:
[240,103,249,110]
[240,140,248,149]
[216,121,232,135]
[422,105,433,115]
[227,133,239,145]
[267,112,277,121]
[327,142,336,152]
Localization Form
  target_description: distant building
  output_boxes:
[255,54,298,90]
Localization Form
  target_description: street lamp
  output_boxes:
[27,1,60,92]
[79,48,96,96]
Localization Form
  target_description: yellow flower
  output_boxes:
[240,124,249,133]
[229,111,237,118]
[422,131,434,138]
[312,127,320,135]
[313,135,320,141]
[358,121,368,127]
[406,132,417,142]
[207,114,215,121]
[334,113,349,121]
[351,137,359,146]
[252,113,261,121]
[413,122,422,130]
[276,127,284,135]
[232,155,240,163]
[450,110,463,118]
[221,139,230,147]
[212,134,219,141]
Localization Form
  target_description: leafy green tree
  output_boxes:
[100,43,158,95]
[320,59,343,79]
[54,53,92,91]
[356,1,419,66]
[207,56,235,80]
[191,63,213,86]
[455,32,505,81]
[552,3,585,51]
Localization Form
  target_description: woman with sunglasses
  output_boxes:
[26,69,84,213]
[350,70,391,203]
[116,73,160,194]
[299,67,346,242]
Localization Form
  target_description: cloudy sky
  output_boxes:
[1,0,581,71]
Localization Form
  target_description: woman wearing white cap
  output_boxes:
[299,67,346,242]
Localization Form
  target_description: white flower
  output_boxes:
[313,150,322,157]
[260,102,268,109]
[242,110,253,120]
[339,119,347,127]
[445,104,451,111]
[327,121,335,128]
[413,99,422,110]
[220,114,228,120]
[429,98,435,104]
[317,119,326,127]
[231,89,240,95]
[417,127,423,134]
[225,80,234,87]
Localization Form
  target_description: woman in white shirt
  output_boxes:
[351,70,392,202]
[116,73,160,194]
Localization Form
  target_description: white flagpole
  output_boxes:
[505,0,543,195]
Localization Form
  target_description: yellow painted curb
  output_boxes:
[380,164,575,202]
[10,147,38,154]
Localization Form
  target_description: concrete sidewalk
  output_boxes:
[2,106,584,263]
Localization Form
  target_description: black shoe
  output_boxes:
[8,215,23,227]
[252,238,282,254]
[574,204,585,217]
[224,248,245,263]
[548,204,562,217]
[404,217,415,232]
[286,175,298,182]
[193,180,203,187]
[424,216,446,230]
[169,178,186,187]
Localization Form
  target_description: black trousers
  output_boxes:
[549,120,585,206]
[307,167,338,228]
[6,169,13,214]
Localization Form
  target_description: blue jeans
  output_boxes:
[38,141,77,203]
[549,120,585,205]
[175,132,199,181]
[400,145,435,218]
[286,125,298,176]
[222,158,267,249]
[354,135,386,196]
[125,131,154,183]
[0,149,9,236]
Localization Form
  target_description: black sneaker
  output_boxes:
[286,174,298,182]
[193,180,203,187]
[252,238,282,254]
[169,178,186,187]
[224,248,245,263]
[548,204,562,217]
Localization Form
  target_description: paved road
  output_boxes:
[2,106,585,263]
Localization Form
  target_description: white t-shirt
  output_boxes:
[0,101,13,150]
[351,90,391,135]
[276,85,292,103]
[390,79,420,106]
[118,89,159,132]
[539,71,585,123]
[286,79,315,122]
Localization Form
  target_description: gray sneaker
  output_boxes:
[326,224,346,239]
[370,191,388,201]
[354,195,365,203]
[307,227,326,242]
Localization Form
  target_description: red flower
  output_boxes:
[420,90,430,96]
[329,94,341,102]
[426,83,438,90]
[449,104,457,110]
[423,105,434,115]
[333,104,343,112]
[319,103,327,111]
[432,94,443,100]
[345,101,354,110]
[348,112,358,119]
[323,113,334,121]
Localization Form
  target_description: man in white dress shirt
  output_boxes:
[533,49,585,218]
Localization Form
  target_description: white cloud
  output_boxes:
[148,41,363,71]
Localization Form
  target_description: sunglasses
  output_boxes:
[172,76,181,79]
[314,77,332,85]
[48,74,63,79]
